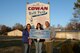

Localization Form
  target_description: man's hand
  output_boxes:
[50,35,55,41]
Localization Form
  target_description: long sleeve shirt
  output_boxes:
[45,26,56,42]
[22,30,29,43]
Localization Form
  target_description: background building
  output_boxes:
[56,31,80,40]
[7,29,22,36]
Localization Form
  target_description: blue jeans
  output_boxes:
[34,41,42,53]
[24,43,29,53]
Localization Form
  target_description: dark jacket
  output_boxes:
[22,29,29,43]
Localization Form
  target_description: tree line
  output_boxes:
[0,23,24,35]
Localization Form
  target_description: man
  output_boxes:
[44,21,56,53]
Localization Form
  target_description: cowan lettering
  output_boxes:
[28,7,48,10]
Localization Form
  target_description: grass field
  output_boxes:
[0,39,80,53]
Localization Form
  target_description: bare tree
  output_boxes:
[0,25,11,35]
[12,23,24,31]
[66,0,80,31]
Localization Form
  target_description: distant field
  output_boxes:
[0,36,22,41]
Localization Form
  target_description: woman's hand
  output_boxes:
[28,37,30,39]
[29,39,32,45]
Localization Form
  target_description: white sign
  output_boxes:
[29,29,50,39]
[26,2,50,28]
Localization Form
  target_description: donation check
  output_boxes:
[29,29,50,39]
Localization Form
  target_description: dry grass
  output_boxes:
[0,46,22,53]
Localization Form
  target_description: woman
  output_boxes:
[22,24,32,53]
[34,23,44,53]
